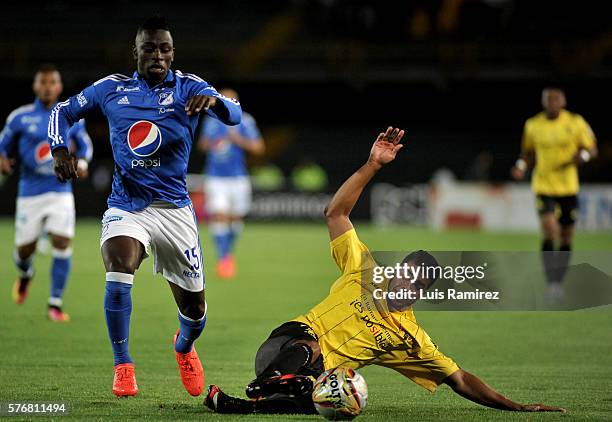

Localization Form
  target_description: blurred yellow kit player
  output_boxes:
[512,87,597,295]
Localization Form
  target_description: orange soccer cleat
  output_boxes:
[12,277,32,304]
[112,363,138,397]
[216,255,236,279]
[173,330,204,396]
[48,306,71,322]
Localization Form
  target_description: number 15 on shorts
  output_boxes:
[183,246,201,271]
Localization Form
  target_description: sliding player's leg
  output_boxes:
[247,322,323,399]
[205,384,318,415]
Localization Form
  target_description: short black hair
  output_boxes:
[36,63,59,74]
[402,250,441,286]
[137,15,170,34]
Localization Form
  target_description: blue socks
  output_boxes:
[104,274,134,365]
[175,305,207,354]
[228,220,243,254]
[211,222,231,259]
[49,248,72,307]
[212,221,244,259]
[13,249,34,278]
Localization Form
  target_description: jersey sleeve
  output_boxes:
[576,115,596,150]
[181,74,242,126]
[379,341,460,392]
[48,84,100,153]
[68,119,93,161]
[520,120,534,152]
[330,229,373,275]
[0,111,21,157]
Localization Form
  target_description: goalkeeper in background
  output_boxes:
[511,87,597,299]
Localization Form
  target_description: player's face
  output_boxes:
[134,29,174,83]
[32,71,62,105]
[541,89,566,117]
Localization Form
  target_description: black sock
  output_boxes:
[260,343,313,378]
[555,244,572,284]
[541,240,557,284]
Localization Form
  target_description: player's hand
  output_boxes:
[520,403,566,412]
[52,148,78,183]
[368,127,405,169]
[510,166,525,180]
[185,95,217,116]
[0,155,15,175]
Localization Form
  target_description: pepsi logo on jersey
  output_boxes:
[34,141,52,164]
[127,120,163,168]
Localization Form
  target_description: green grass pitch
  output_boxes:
[0,219,611,421]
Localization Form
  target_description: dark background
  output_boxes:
[1,0,611,216]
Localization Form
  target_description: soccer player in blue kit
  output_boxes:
[47,16,241,397]
[0,64,92,322]
[198,88,264,279]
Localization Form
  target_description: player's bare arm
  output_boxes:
[444,369,565,412]
[325,126,404,241]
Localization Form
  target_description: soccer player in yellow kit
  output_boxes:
[205,127,564,415]
[511,88,597,298]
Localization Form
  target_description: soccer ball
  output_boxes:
[312,367,368,420]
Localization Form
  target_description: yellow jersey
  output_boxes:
[293,229,459,392]
[522,110,595,196]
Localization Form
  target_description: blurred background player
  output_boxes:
[49,16,241,397]
[511,87,597,299]
[0,64,92,322]
[198,88,264,279]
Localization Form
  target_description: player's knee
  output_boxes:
[180,299,205,320]
[49,234,71,250]
[17,243,36,260]
[295,340,321,363]
[104,256,138,274]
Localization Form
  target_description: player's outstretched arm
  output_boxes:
[444,369,565,412]
[324,127,404,241]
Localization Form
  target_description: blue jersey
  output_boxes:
[200,111,261,177]
[48,70,241,212]
[0,98,92,197]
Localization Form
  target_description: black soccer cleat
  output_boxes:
[245,373,314,399]
[204,385,254,414]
